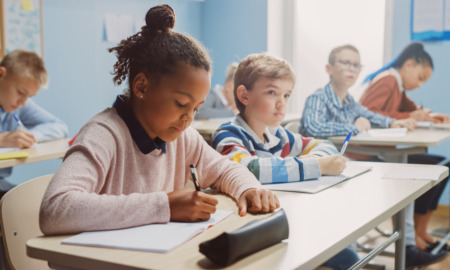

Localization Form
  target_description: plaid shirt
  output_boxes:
[299,83,394,138]
[212,115,338,183]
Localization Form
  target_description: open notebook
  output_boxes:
[62,210,233,253]
[263,165,372,194]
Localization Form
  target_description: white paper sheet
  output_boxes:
[62,210,233,253]
[263,165,372,194]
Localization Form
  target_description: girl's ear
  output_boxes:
[131,72,148,99]
[0,67,6,79]
[236,85,249,106]
[403,58,416,68]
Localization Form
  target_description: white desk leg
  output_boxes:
[394,208,406,270]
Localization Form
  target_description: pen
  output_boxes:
[12,113,26,130]
[340,132,352,156]
[189,164,201,191]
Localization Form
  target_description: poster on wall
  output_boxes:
[411,0,450,41]
[0,0,43,58]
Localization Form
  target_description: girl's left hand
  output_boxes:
[430,113,450,124]
[237,188,280,216]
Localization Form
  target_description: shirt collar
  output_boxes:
[113,95,166,154]
[234,114,280,148]
[324,83,354,109]
[389,67,405,92]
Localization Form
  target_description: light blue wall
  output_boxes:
[8,0,203,185]
[8,0,267,186]
[392,0,450,205]
[201,0,267,87]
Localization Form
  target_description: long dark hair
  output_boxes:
[363,42,433,83]
[108,4,212,95]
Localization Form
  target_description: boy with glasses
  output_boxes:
[299,44,414,138]
[300,44,448,269]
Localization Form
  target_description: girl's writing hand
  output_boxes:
[410,109,432,121]
[317,154,346,175]
[167,189,218,222]
[0,130,36,148]
[430,113,450,124]
[238,188,279,217]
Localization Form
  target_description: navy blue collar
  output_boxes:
[113,95,166,154]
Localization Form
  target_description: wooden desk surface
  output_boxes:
[26,162,447,270]
[328,129,450,147]
[0,138,70,169]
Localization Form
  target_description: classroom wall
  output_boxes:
[201,0,268,87]
[392,0,450,205]
[8,0,203,185]
[8,0,268,185]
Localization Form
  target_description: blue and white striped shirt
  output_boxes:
[212,115,338,183]
[299,83,395,138]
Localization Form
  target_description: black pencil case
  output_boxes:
[199,208,289,266]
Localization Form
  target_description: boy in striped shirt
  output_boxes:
[212,53,345,183]
[211,52,359,270]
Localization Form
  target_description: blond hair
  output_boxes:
[0,50,48,88]
[234,52,295,113]
[328,44,359,64]
[225,62,238,84]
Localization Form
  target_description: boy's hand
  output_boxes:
[317,154,346,175]
[390,118,416,130]
[410,109,432,121]
[354,117,371,132]
[167,190,218,222]
[0,130,36,148]
[238,188,279,217]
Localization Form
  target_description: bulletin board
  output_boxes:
[411,0,450,41]
[0,0,43,59]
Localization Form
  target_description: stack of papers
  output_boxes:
[263,165,372,193]
[62,210,233,253]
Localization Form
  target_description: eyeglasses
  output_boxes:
[335,60,363,70]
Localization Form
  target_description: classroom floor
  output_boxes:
[360,206,450,270]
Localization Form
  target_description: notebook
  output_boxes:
[62,210,233,253]
[0,147,29,160]
[263,165,372,194]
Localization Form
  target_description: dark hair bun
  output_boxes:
[145,4,176,33]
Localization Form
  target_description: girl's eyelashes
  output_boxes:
[267,90,276,95]
[175,101,187,108]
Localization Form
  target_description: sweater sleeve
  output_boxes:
[360,77,414,119]
[39,123,170,235]
[211,126,321,183]
[17,99,68,142]
[188,128,263,202]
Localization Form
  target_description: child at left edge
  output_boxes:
[0,49,68,198]
[211,53,357,270]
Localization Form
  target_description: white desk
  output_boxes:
[0,139,70,169]
[328,129,450,163]
[26,162,448,270]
